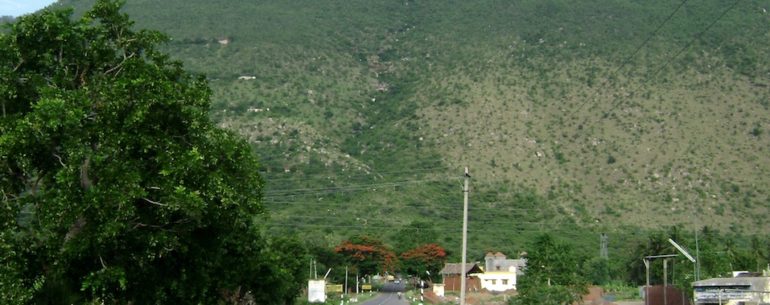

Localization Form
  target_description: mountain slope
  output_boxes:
[53,0,770,254]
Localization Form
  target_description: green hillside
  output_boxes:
[52,0,769,262]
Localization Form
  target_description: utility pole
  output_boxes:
[644,258,650,305]
[663,258,668,305]
[460,167,470,305]
[344,266,348,303]
[695,229,701,281]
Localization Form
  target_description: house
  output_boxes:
[475,271,517,292]
[693,272,770,305]
[484,252,526,274]
[440,263,482,292]
[475,252,526,292]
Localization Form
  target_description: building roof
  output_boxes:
[693,277,770,289]
[440,263,483,275]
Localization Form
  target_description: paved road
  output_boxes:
[359,293,408,305]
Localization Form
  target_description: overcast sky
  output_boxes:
[1,0,57,17]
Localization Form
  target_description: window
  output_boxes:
[491,280,497,285]
[502,279,508,285]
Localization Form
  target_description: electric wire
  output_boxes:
[261,163,453,182]
[572,0,743,134]
[615,0,691,73]
[599,0,743,123]
[264,176,463,197]
[567,0,691,122]
[249,2,747,241]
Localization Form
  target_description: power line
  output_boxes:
[267,214,576,225]
[249,3,749,242]
[265,223,579,232]
[601,0,743,120]
[567,0,743,136]
[264,224,636,240]
[264,203,574,218]
[264,201,559,213]
[263,176,462,197]
[567,0,691,120]
[261,163,453,183]
[615,0,691,73]
[264,178,564,199]
[265,175,460,191]
[265,222,652,238]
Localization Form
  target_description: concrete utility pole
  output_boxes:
[663,258,668,305]
[460,167,470,305]
[344,266,348,301]
[695,230,701,281]
[644,259,649,305]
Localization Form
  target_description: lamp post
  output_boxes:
[668,238,697,305]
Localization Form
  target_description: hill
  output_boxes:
[51,0,770,260]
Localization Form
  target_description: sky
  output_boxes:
[0,0,57,17]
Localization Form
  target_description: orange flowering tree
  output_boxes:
[400,243,447,281]
[335,236,397,275]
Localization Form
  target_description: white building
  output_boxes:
[693,273,770,305]
[473,252,526,292]
[475,271,517,292]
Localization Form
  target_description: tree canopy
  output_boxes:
[399,243,446,281]
[511,234,587,305]
[334,235,397,276]
[0,1,305,304]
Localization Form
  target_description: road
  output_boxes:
[358,293,408,305]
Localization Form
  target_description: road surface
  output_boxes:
[359,293,408,305]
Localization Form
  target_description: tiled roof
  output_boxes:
[440,263,482,275]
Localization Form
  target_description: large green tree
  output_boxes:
[510,234,587,305]
[399,243,446,282]
[0,1,304,304]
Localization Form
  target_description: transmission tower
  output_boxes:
[600,233,609,259]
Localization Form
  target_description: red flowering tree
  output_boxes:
[400,243,447,281]
[334,236,397,275]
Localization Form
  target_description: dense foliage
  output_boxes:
[41,0,770,297]
[511,234,588,305]
[334,235,397,276]
[399,243,447,281]
[51,0,770,246]
[0,1,306,304]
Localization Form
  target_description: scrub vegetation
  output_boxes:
[30,0,770,296]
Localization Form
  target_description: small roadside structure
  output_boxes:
[693,272,770,305]
[440,262,482,292]
[307,280,326,303]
